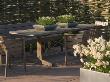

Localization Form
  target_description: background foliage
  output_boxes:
[0,0,109,24]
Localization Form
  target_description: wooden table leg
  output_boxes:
[36,39,52,67]
[37,40,43,61]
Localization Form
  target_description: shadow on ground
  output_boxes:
[0,52,81,82]
[0,65,80,77]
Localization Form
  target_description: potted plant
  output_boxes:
[35,16,57,31]
[73,36,110,82]
[57,15,77,28]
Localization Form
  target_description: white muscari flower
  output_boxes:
[95,38,100,43]
[73,44,82,54]
[106,61,109,66]
[80,58,84,63]
[99,36,106,45]
[107,41,110,47]
[90,41,96,47]
[102,61,109,68]
[102,61,109,66]
[74,51,77,57]
[100,45,106,51]
[103,65,107,68]
[42,17,45,19]
[97,52,104,59]
[95,60,103,66]
[105,51,110,56]
[84,62,90,67]
[87,39,92,44]
[80,53,84,57]
[91,49,97,57]
[82,48,90,56]
[90,63,96,70]
[93,52,104,60]
[73,45,77,49]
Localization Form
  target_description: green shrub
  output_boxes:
[57,15,75,23]
[36,16,56,26]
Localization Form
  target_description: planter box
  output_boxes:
[33,25,45,31]
[33,24,57,31]
[80,68,110,82]
[44,24,57,31]
[57,23,68,28]
[68,22,78,28]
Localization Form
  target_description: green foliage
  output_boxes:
[86,55,97,64]
[57,15,75,23]
[87,0,109,21]
[0,0,109,24]
[37,16,56,26]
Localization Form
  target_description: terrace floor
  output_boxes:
[0,49,81,82]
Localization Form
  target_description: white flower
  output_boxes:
[93,52,104,60]
[73,44,82,54]
[100,45,106,51]
[87,39,93,45]
[102,61,109,66]
[95,60,103,66]
[73,51,77,57]
[73,36,110,73]
[84,62,90,67]
[90,63,96,70]
[91,49,97,57]
[107,41,110,45]
[80,58,84,63]
[105,51,110,56]
[95,38,100,43]
[82,48,90,56]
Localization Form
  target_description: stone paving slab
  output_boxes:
[0,66,80,82]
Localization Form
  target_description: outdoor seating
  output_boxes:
[0,21,108,78]
[63,33,83,65]
[0,22,66,77]
[9,24,95,66]
[0,23,34,77]
[0,0,109,82]
[0,40,8,78]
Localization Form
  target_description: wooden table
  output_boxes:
[9,24,95,68]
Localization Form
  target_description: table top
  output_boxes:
[9,24,96,38]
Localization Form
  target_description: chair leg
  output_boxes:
[8,55,12,69]
[0,55,2,65]
[5,50,8,78]
[60,45,63,52]
[23,53,26,72]
[64,35,67,65]
[22,39,26,72]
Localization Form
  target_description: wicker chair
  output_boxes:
[0,40,8,78]
[0,23,34,77]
